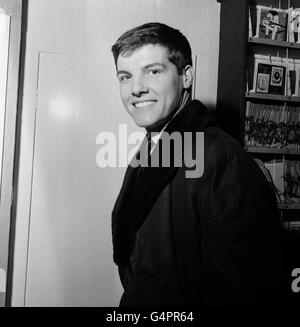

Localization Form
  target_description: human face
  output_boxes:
[116,44,191,128]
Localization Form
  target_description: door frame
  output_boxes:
[0,0,23,307]
[7,30,75,309]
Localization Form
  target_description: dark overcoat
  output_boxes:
[112,100,285,307]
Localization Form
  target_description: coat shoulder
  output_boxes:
[203,126,250,167]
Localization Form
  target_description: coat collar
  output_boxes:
[112,100,216,266]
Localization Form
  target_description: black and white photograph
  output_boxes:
[0,0,299,317]
[255,5,288,41]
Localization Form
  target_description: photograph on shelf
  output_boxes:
[254,5,288,41]
[252,55,287,95]
[287,7,300,43]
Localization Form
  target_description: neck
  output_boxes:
[145,90,191,133]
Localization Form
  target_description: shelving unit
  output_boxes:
[246,146,300,155]
[247,1,300,215]
[278,202,300,209]
[245,91,300,101]
[217,0,300,216]
[217,0,300,305]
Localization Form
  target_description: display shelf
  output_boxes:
[278,203,300,210]
[245,92,300,102]
[248,36,300,49]
[245,146,300,155]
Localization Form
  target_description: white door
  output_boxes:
[24,52,117,306]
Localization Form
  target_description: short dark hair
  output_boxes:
[111,22,192,74]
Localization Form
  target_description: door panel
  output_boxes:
[25,52,106,306]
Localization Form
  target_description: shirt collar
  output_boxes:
[149,90,191,149]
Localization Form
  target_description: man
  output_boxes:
[111,22,285,307]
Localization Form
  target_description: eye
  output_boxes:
[118,74,132,83]
[148,69,161,76]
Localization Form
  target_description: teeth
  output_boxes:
[134,101,156,108]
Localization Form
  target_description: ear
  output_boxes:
[182,65,193,89]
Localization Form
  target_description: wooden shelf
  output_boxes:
[248,37,300,49]
[245,146,300,155]
[245,92,300,102]
[278,203,300,210]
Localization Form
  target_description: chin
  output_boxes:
[132,115,159,128]
[134,120,155,128]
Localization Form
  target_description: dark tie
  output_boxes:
[146,132,155,155]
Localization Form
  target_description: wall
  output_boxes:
[11,0,220,306]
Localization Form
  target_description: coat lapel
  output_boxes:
[112,100,216,265]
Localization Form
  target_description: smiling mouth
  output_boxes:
[133,100,157,108]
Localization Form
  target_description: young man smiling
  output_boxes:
[111,22,286,307]
[116,43,192,128]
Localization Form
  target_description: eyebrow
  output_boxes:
[143,63,167,70]
[117,70,131,77]
[116,63,167,76]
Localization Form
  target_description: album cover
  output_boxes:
[255,5,288,41]
[253,55,287,95]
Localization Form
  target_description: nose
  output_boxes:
[131,76,148,97]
